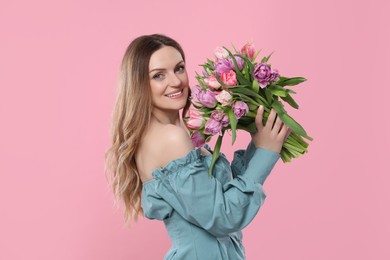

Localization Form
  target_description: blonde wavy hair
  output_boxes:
[104,34,191,224]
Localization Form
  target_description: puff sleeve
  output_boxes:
[231,141,279,185]
[141,146,280,237]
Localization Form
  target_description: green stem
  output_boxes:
[283,142,305,153]
[280,150,292,163]
[209,130,224,176]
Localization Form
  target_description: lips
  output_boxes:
[165,89,183,98]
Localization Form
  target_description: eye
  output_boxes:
[152,73,165,80]
[176,65,185,73]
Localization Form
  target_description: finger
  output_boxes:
[265,109,277,130]
[255,106,264,129]
[278,123,288,138]
[282,127,292,142]
[284,129,291,142]
[272,116,283,133]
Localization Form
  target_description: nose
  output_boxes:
[168,72,181,87]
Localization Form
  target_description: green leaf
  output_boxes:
[206,58,215,66]
[271,99,287,114]
[277,77,306,86]
[236,70,252,86]
[237,122,257,133]
[245,111,257,118]
[223,47,252,86]
[279,113,310,139]
[237,116,254,124]
[231,86,261,99]
[261,52,274,63]
[231,43,238,53]
[234,54,254,74]
[223,47,242,73]
[281,93,299,109]
[287,89,297,94]
[264,88,274,104]
[232,93,262,106]
[252,79,259,93]
[233,92,268,108]
[243,62,250,81]
[228,109,237,145]
[269,85,287,97]
[252,49,262,62]
[201,63,214,70]
[248,103,258,111]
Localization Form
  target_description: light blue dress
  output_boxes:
[141,141,280,260]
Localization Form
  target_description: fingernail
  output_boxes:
[259,105,263,110]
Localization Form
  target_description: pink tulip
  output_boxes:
[215,90,233,106]
[204,75,221,90]
[241,43,255,59]
[214,46,229,60]
[221,70,237,86]
[187,110,204,130]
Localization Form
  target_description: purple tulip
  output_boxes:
[253,63,280,88]
[215,56,245,76]
[210,110,230,128]
[191,132,206,147]
[228,56,244,71]
[221,114,230,127]
[232,101,249,119]
[197,89,217,108]
[204,118,223,136]
[190,85,203,107]
[215,58,232,76]
[210,110,225,121]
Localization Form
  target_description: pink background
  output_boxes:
[1,0,389,259]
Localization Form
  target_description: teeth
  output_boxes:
[166,90,182,97]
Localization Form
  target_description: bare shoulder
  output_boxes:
[136,124,194,182]
[156,124,194,164]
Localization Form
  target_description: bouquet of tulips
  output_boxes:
[184,42,313,175]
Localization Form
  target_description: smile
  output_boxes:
[165,89,183,98]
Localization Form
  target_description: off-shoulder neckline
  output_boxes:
[142,144,216,185]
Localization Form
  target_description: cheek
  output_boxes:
[181,71,189,83]
[150,82,165,96]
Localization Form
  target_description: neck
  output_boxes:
[152,108,182,126]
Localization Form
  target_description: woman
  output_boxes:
[105,34,291,260]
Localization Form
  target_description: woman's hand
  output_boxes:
[250,106,292,154]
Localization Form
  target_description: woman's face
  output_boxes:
[148,46,189,113]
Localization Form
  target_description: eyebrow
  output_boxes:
[149,61,185,73]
